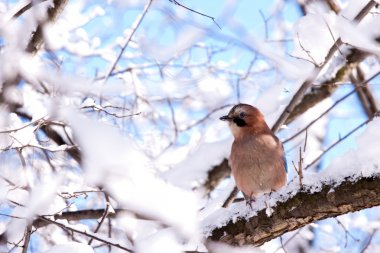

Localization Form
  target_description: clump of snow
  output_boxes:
[340,0,373,20]
[161,138,231,189]
[292,12,338,66]
[60,108,200,241]
[135,229,182,253]
[43,242,94,253]
[207,241,263,253]
[321,117,380,179]
[336,15,380,55]
[245,33,314,80]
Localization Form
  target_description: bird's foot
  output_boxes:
[245,198,255,210]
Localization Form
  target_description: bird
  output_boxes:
[220,103,287,206]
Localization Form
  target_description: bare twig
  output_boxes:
[167,98,179,141]
[291,147,304,189]
[21,225,33,253]
[180,104,233,131]
[360,229,378,253]
[304,118,372,171]
[295,32,319,66]
[103,0,154,83]
[334,218,359,248]
[279,236,288,253]
[88,193,112,245]
[351,67,379,118]
[9,0,47,19]
[259,10,269,40]
[274,229,303,253]
[222,186,239,208]
[283,70,380,144]
[168,0,221,29]
[82,105,141,118]
[38,216,133,252]
[323,17,344,57]
[0,116,46,134]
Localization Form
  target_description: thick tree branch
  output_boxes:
[203,159,230,194]
[26,0,69,54]
[351,67,379,118]
[209,174,380,246]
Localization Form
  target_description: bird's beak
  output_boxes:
[219,115,231,121]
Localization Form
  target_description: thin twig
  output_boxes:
[168,0,221,29]
[0,116,46,134]
[283,70,380,144]
[303,128,308,152]
[334,218,359,248]
[259,10,269,40]
[274,229,303,253]
[88,193,111,245]
[38,216,133,252]
[180,104,233,131]
[167,98,178,141]
[103,0,154,83]
[279,236,288,253]
[304,118,372,170]
[222,186,239,208]
[323,17,344,57]
[11,0,46,19]
[360,229,378,253]
[296,32,319,66]
[82,105,141,118]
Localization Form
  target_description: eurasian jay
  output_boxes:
[220,103,287,205]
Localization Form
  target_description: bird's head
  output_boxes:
[220,104,270,138]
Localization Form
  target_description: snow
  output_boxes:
[161,138,231,189]
[336,15,380,55]
[60,108,200,241]
[292,12,338,66]
[340,0,373,20]
[135,229,182,253]
[207,241,263,253]
[43,242,94,253]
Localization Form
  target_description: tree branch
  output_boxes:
[203,159,230,194]
[26,0,69,54]
[209,174,380,246]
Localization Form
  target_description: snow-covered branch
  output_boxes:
[208,174,380,246]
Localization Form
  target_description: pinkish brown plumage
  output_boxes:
[220,104,287,204]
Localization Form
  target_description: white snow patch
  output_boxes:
[208,241,263,253]
[292,12,338,66]
[161,138,231,189]
[43,242,94,253]
[60,109,200,239]
[135,229,182,253]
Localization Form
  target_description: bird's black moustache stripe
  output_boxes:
[233,117,247,127]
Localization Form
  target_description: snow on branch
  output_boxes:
[207,174,380,246]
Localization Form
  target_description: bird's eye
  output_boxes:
[239,112,246,118]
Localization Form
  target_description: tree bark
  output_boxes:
[209,175,380,246]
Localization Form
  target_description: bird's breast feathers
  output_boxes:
[229,133,287,196]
